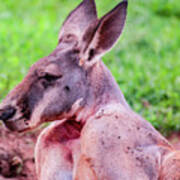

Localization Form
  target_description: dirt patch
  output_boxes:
[0,124,40,180]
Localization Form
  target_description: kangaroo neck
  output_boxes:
[75,61,131,123]
[87,61,130,109]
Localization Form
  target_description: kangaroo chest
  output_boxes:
[78,104,171,180]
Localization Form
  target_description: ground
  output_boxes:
[0,125,39,180]
[0,125,179,180]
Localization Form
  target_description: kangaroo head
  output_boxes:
[0,0,127,132]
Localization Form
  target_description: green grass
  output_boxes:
[0,0,180,136]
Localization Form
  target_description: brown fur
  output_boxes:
[0,0,180,179]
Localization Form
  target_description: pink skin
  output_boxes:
[1,0,180,179]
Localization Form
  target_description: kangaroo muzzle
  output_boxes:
[0,103,30,132]
[0,106,16,122]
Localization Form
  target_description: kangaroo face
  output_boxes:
[0,49,88,131]
[0,0,127,132]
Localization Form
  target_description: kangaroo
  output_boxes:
[0,0,180,179]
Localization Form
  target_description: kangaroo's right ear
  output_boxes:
[58,0,97,46]
[83,0,128,65]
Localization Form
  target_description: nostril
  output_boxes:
[0,106,16,121]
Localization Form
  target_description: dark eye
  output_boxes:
[38,73,62,89]
[43,73,62,82]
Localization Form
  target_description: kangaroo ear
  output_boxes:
[58,0,97,46]
[84,1,128,64]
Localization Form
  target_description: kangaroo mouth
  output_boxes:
[2,117,30,132]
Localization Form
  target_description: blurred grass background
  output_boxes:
[0,0,180,136]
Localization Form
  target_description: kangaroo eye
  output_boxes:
[38,71,62,82]
[43,73,62,82]
[39,73,62,89]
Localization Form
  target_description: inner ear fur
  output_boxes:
[58,0,97,46]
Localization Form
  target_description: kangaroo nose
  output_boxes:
[0,106,16,121]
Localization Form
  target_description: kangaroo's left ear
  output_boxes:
[83,0,128,65]
[58,0,97,46]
